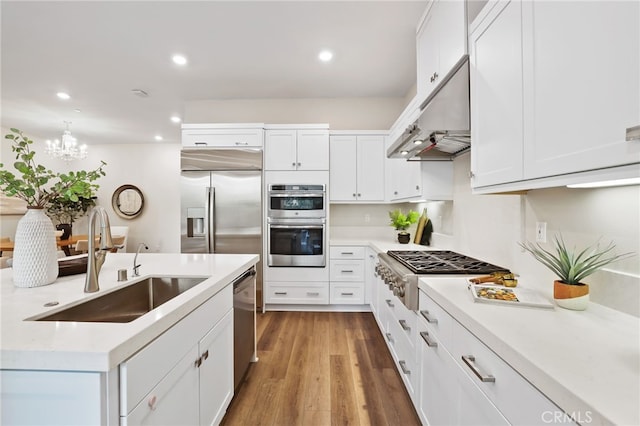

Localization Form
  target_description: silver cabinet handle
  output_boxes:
[462,355,495,383]
[297,162,302,167]
[194,357,202,368]
[399,319,411,331]
[292,162,296,167]
[394,191,398,195]
[420,310,438,324]
[385,332,394,343]
[420,331,438,347]
[341,270,354,273]
[234,141,249,146]
[274,291,287,295]
[357,193,361,197]
[194,141,208,146]
[385,299,395,308]
[341,292,354,296]
[341,251,354,255]
[202,350,209,360]
[307,292,320,296]
[399,360,411,375]
[353,193,357,197]
[626,125,640,141]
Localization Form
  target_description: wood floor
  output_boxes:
[221,311,421,426]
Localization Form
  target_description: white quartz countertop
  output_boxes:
[419,277,640,426]
[330,237,439,253]
[0,253,258,372]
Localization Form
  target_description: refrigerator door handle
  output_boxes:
[206,187,216,253]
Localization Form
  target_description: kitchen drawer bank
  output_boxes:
[419,277,640,426]
[0,253,258,425]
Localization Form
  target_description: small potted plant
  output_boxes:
[389,208,420,244]
[0,128,106,287]
[46,195,97,239]
[519,234,633,310]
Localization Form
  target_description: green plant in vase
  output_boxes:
[389,208,420,244]
[519,234,634,310]
[46,195,96,239]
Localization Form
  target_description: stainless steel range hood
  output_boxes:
[388,55,470,161]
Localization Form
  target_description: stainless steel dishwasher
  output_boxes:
[232,267,257,391]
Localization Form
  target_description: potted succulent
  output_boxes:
[46,195,97,239]
[519,234,633,310]
[0,128,106,287]
[389,208,420,244]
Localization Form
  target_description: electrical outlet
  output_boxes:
[364,214,371,223]
[536,222,547,243]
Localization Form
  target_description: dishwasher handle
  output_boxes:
[233,268,256,293]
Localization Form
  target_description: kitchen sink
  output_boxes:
[35,276,208,323]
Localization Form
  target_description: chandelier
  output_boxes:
[45,121,88,162]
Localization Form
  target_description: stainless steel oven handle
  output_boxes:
[269,193,324,198]
[269,225,324,229]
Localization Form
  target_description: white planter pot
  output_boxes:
[12,207,59,287]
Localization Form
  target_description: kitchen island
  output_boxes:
[1,252,259,425]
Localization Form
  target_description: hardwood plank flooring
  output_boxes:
[221,311,421,426]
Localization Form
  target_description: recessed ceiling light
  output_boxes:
[170,116,182,123]
[154,135,163,141]
[400,151,409,156]
[56,92,70,100]
[413,139,424,145]
[74,109,81,113]
[318,50,333,62]
[172,54,187,66]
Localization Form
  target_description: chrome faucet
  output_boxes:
[133,243,149,277]
[84,206,114,293]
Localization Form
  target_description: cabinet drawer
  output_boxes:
[418,288,454,349]
[330,259,364,282]
[330,283,365,304]
[388,296,417,354]
[120,285,232,414]
[265,282,329,304]
[329,246,365,259]
[387,318,419,399]
[451,319,569,425]
[182,128,263,147]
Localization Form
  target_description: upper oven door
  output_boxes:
[268,184,326,219]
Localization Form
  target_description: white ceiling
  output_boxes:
[1,1,425,145]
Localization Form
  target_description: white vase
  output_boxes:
[12,207,59,288]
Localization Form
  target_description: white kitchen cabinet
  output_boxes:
[365,248,377,307]
[329,246,366,305]
[469,0,524,188]
[265,281,329,305]
[329,134,385,202]
[386,157,422,201]
[416,0,467,102]
[264,126,329,171]
[182,124,264,148]
[120,285,234,426]
[470,0,640,192]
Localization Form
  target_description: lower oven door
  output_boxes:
[267,218,326,267]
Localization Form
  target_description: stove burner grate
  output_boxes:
[387,250,509,275]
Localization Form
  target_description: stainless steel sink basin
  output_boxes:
[36,276,208,323]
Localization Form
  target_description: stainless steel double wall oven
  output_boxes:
[267,184,326,267]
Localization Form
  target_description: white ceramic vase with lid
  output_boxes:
[12,207,59,287]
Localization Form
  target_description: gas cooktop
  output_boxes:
[386,250,509,275]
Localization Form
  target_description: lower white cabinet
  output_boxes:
[265,282,329,304]
[120,285,234,426]
[329,246,366,305]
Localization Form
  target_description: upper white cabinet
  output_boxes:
[264,126,329,171]
[416,0,467,102]
[470,0,640,192]
[182,123,264,148]
[386,156,422,201]
[329,133,385,202]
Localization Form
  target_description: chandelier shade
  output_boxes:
[45,122,88,162]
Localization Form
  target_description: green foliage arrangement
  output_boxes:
[0,128,106,208]
[47,195,96,225]
[519,234,634,285]
[389,209,420,232]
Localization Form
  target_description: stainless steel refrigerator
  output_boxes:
[180,148,263,309]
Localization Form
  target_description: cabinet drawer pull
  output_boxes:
[194,141,208,146]
[341,251,354,255]
[398,319,411,331]
[148,395,157,410]
[420,331,438,347]
[420,310,438,324]
[462,355,495,383]
[385,299,395,308]
[385,332,394,343]
[341,292,354,296]
[626,124,640,141]
[274,291,288,295]
[307,292,320,296]
[399,360,411,375]
[202,350,209,360]
[234,141,249,146]
[341,270,354,273]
